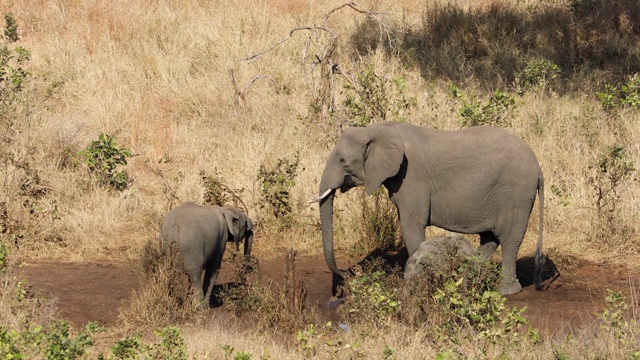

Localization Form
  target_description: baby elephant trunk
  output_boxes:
[244,231,253,260]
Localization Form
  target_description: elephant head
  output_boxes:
[221,205,254,259]
[318,124,405,277]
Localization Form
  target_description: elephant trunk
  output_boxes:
[319,189,344,277]
[244,231,253,260]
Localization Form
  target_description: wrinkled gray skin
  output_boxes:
[403,234,475,281]
[317,122,544,295]
[161,202,253,307]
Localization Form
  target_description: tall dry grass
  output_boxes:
[0,0,637,261]
[0,0,639,357]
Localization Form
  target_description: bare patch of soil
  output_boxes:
[16,253,638,337]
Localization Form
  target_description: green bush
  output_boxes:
[343,268,401,324]
[402,245,531,344]
[517,59,561,93]
[0,12,30,123]
[453,87,516,127]
[80,133,133,191]
[0,321,103,360]
[597,74,640,111]
[342,64,416,127]
[257,153,299,219]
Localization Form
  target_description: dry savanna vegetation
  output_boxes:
[1,0,639,358]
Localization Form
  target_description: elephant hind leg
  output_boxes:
[494,211,530,295]
[185,268,205,300]
[498,237,523,295]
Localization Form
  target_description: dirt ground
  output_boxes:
[16,251,639,338]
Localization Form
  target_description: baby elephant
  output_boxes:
[404,234,475,281]
[161,202,254,307]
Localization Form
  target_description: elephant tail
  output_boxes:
[534,174,546,291]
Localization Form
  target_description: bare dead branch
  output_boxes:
[236,2,395,119]
[243,26,337,64]
[230,69,278,107]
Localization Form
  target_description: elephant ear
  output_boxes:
[222,207,241,250]
[364,125,405,195]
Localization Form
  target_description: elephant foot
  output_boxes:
[498,281,522,295]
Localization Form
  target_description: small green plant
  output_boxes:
[0,239,8,271]
[257,153,299,219]
[596,290,634,340]
[382,344,396,360]
[296,323,317,356]
[517,59,561,93]
[234,351,253,360]
[80,133,133,191]
[597,74,640,111]
[457,88,516,127]
[342,64,416,127]
[550,184,572,207]
[587,144,636,246]
[98,327,188,360]
[345,270,401,323]
[0,13,31,122]
[108,333,142,359]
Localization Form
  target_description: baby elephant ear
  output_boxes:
[222,207,241,250]
[364,125,405,195]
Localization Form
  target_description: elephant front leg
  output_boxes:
[399,217,426,256]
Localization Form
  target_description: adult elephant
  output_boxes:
[315,122,544,295]
[161,202,254,307]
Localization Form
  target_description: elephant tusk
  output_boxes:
[308,188,334,204]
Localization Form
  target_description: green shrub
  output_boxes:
[401,245,530,344]
[453,87,516,127]
[80,133,134,191]
[257,153,299,219]
[98,327,188,360]
[0,13,30,123]
[342,64,415,127]
[597,74,640,111]
[0,321,103,360]
[517,59,561,93]
[596,290,636,341]
[343,269,401,324]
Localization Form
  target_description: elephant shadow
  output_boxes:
[516,255,560,290]
[209,282,243,308]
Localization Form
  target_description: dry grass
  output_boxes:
[0,0,639,357]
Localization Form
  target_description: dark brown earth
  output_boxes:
[16,252,638,337]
